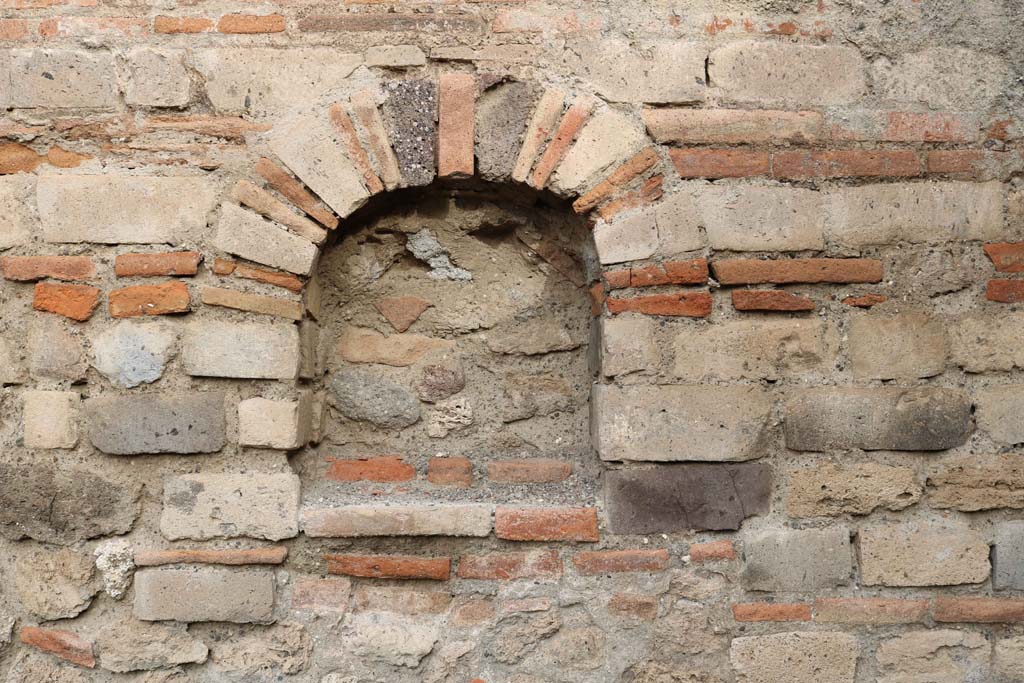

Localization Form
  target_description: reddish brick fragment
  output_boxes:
[109,281,190,318]
[884,112,972,143]
[987,279,1024,303]
[233,263,304,293]
[611,259,710,289]
[0,142,43,174]
[712,258,883,285]
[153,16,214,33]
[572,549,669,575]
[326,554,451,580]
[212,258,237,275]
[814,598,928,624]
[732,602,812,622]
[291,576,351,615]
[428,457,474,487]
[19,627,95,668]
[255,157,339,230]
[606,291,712,317]
[529,95,596,188]
[217,13,285,33]
[1,255,94,282]
[495,507,599,542]
[732,289,815,311]
[934,598,1024,623]
[670,148,770,178]
[589,281,605,316]
[689,540,736,563]
[842,294,887,308]
[487,459,571,483]
[457,550,562,580]
[438,73,476,178]
[374,296,431,333]
[325,456,415,482]
[135,547,288,566]
[596,175,663,221]
[573,147,660,213]
[773,149,921,179]
[114,251,201,278]
[984,243,1024,272]
[602,269,632,290]
[33,282,100,321]
[608,593,659,620]
[329,103,384,194]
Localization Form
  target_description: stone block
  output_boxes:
[975,385,1024,444]
[877,629,989,683]
[927,454,1024,512]
[701,182,825,251]
[302,504,493,537]
[90,321,176,388]
[134,568,274,623]
[365,44,426,67]
[23,390,78,449]
[673,318,836,380]
[182,320,300,379]
[5,49,117,108]
[741,527,852,591]
[996,636,1024,679]
[710,42,865,106]
[382,79,437,186]
[787,463,921,517]
[161,472,300,541]
[0,175,33,250]
[605,463,771,534]
[783,387,972,451]
[600,315,659,377]
[15,547,95,620]
[730,632,859,683]
[860,522,989,586]
[476,80,540,182]
[38,175,217,245]
[653,189,705,254]
[124,48,190,107]
[593,212,658,265]
[238,395,313,450]
[872,47,1008,110]
[849,313,947,379]
[592,384,772,462]
[994,522,1024,590]
[550,107,646,195]
[87,393,225,455]
[577,38,706,104]
[29,316,85,382]
[213,203,319,276]
[329,368,421,429]
[95,621,208,673]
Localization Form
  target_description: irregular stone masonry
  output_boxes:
[0,4,1021,681]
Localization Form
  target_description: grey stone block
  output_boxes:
[382,79,437,186]
[993,522,1024,590]
[330,368,420,429]
[87,393,226,455]
[475,80,539,182]
[133,568,274,623]
[741,527,852,591]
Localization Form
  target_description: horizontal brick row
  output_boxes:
[324,455,573,486]
[733,598,1024,624]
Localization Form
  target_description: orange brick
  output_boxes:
[595,175,664,221]
[438,73,476,178]
[842,294,887,308]
[689,540,736,563]
[604,259,709,290]
[114,251,201,278]
[108,281,190,318]
[33,282,100,321]
[1,255,94,282]
[985,243,1024,273]
[325,456,415,482]
[670,148,770,178]
[326,554,451,580]
[153,16,214,33]
[572,147,659,213]
[0,141,42,174]
[732,602,812,622]
[732,289,815,311]
[233,263,304,293]
[328,103,384,194]
[773,149,921,179]
[495,507,599,542]
[217,13,285,33]
[19,627,94,668]
[987,279,1024,303]
[487,459,571,483]
[0,19,28,40]
[589,281,606,316]
[813,598,929,624]
[712,258,883,285]
[572,549,669,575]
[934,598,1024,623]
[255,157,339,230]
[529,95,596,188]
[606,291,712,317]
[428,457,474,487]
[457,550,562,580]
[212,258,236,276]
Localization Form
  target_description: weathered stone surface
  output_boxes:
[161,472,300,541]
[551,107,646,195]
[0,462,140,544]
[0,175,32,251]
[426,396,473,438]
[787,463,921,517]
[486,317,577,355]
[134,567,275,623]
[182,320,300,379]
[208,622,310,676]
[593,212,659,265]
[876,629,989,683]
[730,632,859,683]
[849,314,947,379]
[605,463,771,534]
[91,322,176,388]
[269,112,370,220]
[15,548,95,620]
[927,455,1024,511]
[950,313,1024,372]
[711,42,865,106]
[601,315,659,377]
[872,47,1008,110]
[238,396,312,450]
[214,203,319,276]
[476,80,539,181]
[23,390,78,449]
[302,504,492,537]
[700,182,825,251]
[741,527,852,591]
[415,357,465,403]
[342,613,440,668]
[828,181,1004,247]
[29,316,85,381]
[338,327,452,366]
[673,318,836,380]
[783,388,972,451]
[5,49,117,108]
[592,384,771,462]
[194,48,361,114]
[125,48,190,107]
[577,38,706,104]
[87,393,226,455]
[407,229,471,280]
[93,538,133,600]
[996,636,1024,679]
[366,44,426,67]
[994,522,1024,590]
[330,368,421,429]
[95,621,208,673]
[37,175,216,244]
[488,611,561,664]
[860,522,989,586]
[975,385,1024,444]
[383,79,437,186]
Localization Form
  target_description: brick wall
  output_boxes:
[0,0,1022,681]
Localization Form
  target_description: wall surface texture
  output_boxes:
[0,0,1023,681]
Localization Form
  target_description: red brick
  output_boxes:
[114,251,201,278]
[813,598,929,624]
[608,593,658,620]
[326,554,451,581]
[325,456,415,482]
[934,598,1024,623]
[602,270,632,290]
[670,148,770,178]
[255,157,339,230]
[605,259,710,289]
[1,255,94,282]
[495,507,599,542]
[884,112,973,142]
[33,282,100,321]
[233,263,304,293]
[0,18,29,40]
[732,289,815,311]
[595,175,663,221]
[374,296,431,333]
[19,627,95,668]
[572,147,660,213]
[985,243,1024,273]
[733,602,812,622]
[0,141,42,174]
[572,549,669,575]
[457,550,562,580]
[328,103,384,194]
[487,459,571,484]
[108,281,190,318]
[298,13,482,33]
[689,540,736,563]
[987,279,1024,303]
[529,95,596,188]
[773,150,921,179]
[843,294,887,308]
[712,258,883,285]
[217,13,285,33]
[606,291,712,317]
[428,457,474,487]
[153,16,213,33]
[438,73,476,178]
[134,547,288,567]
[212,258,236,276]
[926,150,984,174]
